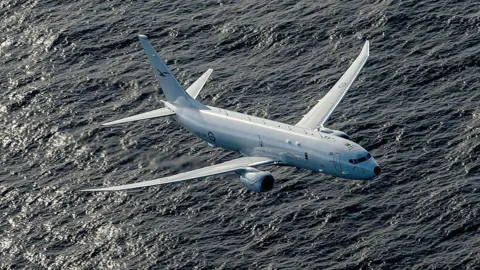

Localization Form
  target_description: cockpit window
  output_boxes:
[349,153,372,164]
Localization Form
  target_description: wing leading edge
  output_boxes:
[81,156,275,192]
[296,41,369,130]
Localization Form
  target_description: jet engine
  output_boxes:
[239,168,275,193]
[319,127,350,140]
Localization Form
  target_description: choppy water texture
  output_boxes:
[1,0,480,269]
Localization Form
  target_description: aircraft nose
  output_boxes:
[374,166,382,176]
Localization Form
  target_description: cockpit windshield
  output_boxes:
[349,153,372,165]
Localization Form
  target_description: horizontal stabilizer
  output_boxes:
[102,107,175,126]
[186,69,213,99]
[82,156,275,191]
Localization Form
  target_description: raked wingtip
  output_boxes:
[81,187,108,192]
[363,40,370,56]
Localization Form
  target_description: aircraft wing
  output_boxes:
[81,156,275,192]
[102,107,175,126]
[295,41,369,130]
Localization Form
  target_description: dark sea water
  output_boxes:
[1,0,480,269]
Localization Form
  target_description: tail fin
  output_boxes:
[138,35,202,108]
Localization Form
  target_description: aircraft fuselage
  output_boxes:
[173,105,379,180]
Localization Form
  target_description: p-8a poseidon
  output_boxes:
[83,35,380,193]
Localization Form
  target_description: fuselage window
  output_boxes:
[305,152,309,160]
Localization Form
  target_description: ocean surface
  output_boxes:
[1,0,480,269]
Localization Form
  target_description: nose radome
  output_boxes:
[374,166,382,176]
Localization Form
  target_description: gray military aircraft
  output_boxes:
[83,35,380,193]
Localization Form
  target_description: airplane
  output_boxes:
[82,35,380,193]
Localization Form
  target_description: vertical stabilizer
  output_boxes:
[138,35,199,108]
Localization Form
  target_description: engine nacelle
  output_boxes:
[239,168,275,193]
[319,127,350,140]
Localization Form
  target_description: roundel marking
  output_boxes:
[208,132,216,142]
[339,82,347,88]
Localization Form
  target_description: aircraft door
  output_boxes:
[333,153,342,172]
